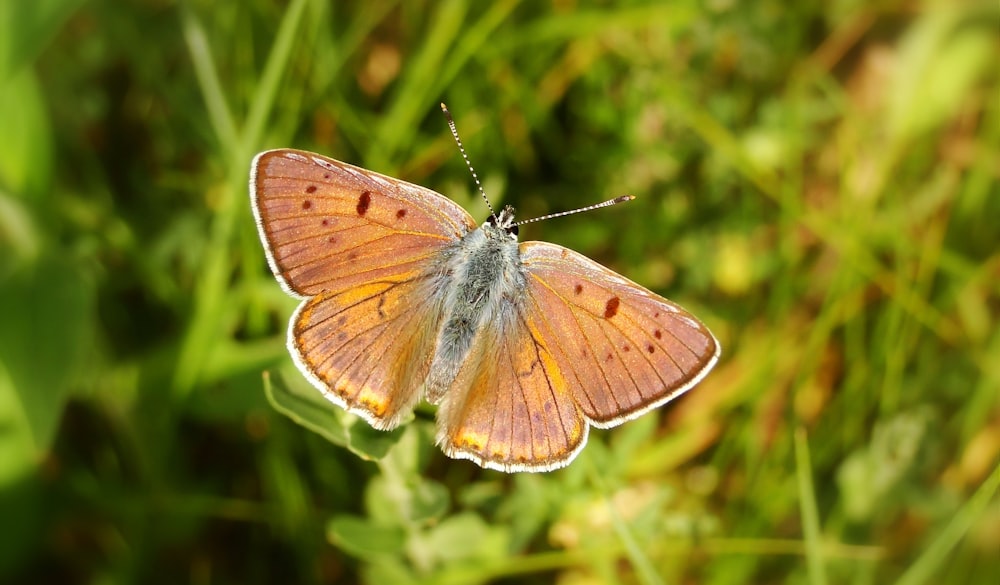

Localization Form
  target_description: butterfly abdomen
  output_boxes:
[424,223,524,403]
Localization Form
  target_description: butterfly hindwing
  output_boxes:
[290,267,447,429]
[520,242,720,427]
[435,302,587,472]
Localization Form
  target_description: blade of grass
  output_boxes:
[180,4,239,155]
[587,459,666,585]
[173,0,309,396]
[369,0,468,166]
[485,3,699,52]
[893,462,1000,585]
[795,427,828,585]
[241,0,311,151]
[437,0,521,93]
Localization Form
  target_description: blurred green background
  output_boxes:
[1,0,997,583]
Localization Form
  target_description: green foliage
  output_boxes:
[0,0,997,583]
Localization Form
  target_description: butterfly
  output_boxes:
[250,110,720,473]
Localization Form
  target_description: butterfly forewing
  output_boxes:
[520,242,720,427]
[251,149,476,296]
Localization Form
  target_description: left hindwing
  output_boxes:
[519,241,720,428]
[290,269,445,430]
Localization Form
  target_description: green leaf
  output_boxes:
[348,419,408,462]
[263,369,409,461]
[327,515,407,558]
[417,513,509,565]
[263,370,350,447]
[0,0,85,80]
[365,466,451,527]
[0,70,52,204]
[0,254,94,485]
[361,558,417,585]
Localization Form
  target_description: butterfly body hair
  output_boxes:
[424,213,524,403]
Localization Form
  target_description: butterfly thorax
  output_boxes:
[424,208,524,403]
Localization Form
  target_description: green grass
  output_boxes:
[1,0,998,583]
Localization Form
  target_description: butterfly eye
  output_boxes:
[508,225,519,236]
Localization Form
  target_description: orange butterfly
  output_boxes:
[251,111,719,472]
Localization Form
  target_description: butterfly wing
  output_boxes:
[519,241,720,428]
[435,302,588,472]
[251,149,476,297]
[288,276,447,429]
[251,149,477,428]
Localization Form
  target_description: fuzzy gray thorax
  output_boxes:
[424,207,525,403]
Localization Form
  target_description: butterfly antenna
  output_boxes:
[441,103,496,218]
[514,195,636,227]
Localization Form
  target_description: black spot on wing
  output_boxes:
[356,191,371,216]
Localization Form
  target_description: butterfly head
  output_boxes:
[486,205,519,239]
